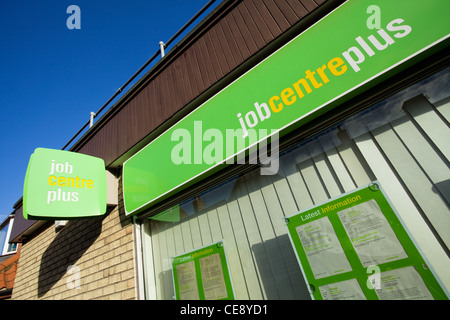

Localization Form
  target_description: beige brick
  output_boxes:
[121,289,135,300]
[114,281,128,292]
[12,206,136,300]
[109,292,122,300]
[102,284,115,296]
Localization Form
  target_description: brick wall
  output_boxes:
[12,203,135,300]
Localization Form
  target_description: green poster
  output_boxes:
[172,241,234,300]
[285,182,448,300]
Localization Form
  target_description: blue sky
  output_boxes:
[0,0,219,222]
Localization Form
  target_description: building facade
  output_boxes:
[9,0,450,300]
[0,214,20,299]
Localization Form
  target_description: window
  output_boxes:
[0,218,17,256]
[140,67,450,300]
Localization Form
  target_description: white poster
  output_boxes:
[338,199,408,267]
[319,278,366,300]
[199,253,228,300]
[176,260,199,300]
[375,266,434,300]
[296,216,352,279]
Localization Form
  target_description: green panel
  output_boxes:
[123,0,450,215]
[285,182,448,300]
[23,148,107,220]
[172,241,235,300]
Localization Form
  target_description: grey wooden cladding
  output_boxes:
[143,117,376,300]
[74,0,328,166]
[143,77,450,299]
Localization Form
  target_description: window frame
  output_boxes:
[1,217,18,256]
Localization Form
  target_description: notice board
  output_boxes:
[172,241,234,300]
[285,182,448,300]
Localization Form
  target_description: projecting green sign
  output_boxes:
[172,241,234,300]
[122,0,450,215]
[23,148,107,220]
[285,182,448,300]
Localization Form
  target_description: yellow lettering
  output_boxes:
[48,175,95,189]
[281,88,296,106]
[305,69,322,89]
[48,175,56,186]
[316,65,329,84]
[57,176,65,187]
[66,177,75,188]
[293,78,312,98]
[239,56,349,131]
[269,95,283,113]
[328,57,347,76]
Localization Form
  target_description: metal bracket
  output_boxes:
[159,41,166,58]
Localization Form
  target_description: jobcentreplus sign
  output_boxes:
[47,160,94,204]
[236,18,412,138]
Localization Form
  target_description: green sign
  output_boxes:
[285,182,448,300]
[172,241,234,300]
[23,148,107,220]
[123,0,450,215]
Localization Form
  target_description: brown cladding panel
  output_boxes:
[168,65,183,111]
[288,0,310,18]
[148,76,162,127]
[251,0,282,38]
[272,0,301,25]
[77,0,327,165]
[170,58,188,107]
[242,0,275,44]
[231,6,259,53]
[239,3,268,49]
[159,70,173,121]
[261,0,291,32]
[215,23,237,70]
[220,18,246,64]
[207,28,229,78]
[196,36,218,88]
[183,50,201,98]
[301,0,320,11]
[224,14,251,62]
[176,56,196,107]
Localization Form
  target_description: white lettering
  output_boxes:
[66,5,81,30]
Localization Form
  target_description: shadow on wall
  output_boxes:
[252,235,311,300]
[37,207,114,298]
[117,176,133,229]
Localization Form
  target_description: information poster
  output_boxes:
[285,182,448,300]
[172,241,235,300]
